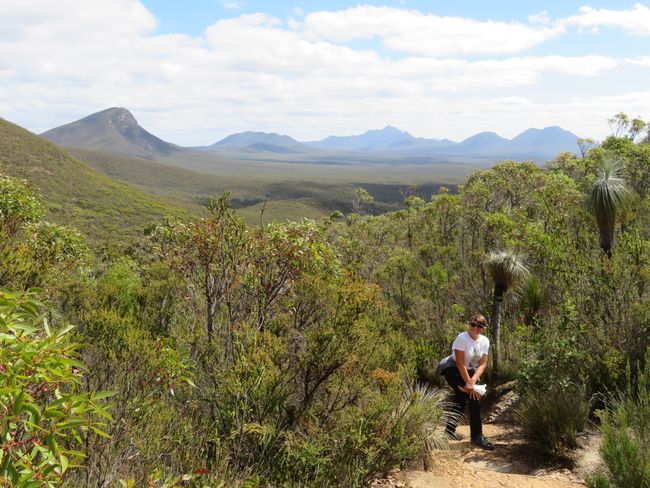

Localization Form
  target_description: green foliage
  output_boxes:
[515,384,591,459]
[0,290,112,486]
[590,350,650,488]
[0,174,89,291]
[0,175,45,236]
[273,382,450,487]
[516,299,586,393]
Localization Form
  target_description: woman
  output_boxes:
[440,314,494,450]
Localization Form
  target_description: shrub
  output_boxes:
[274,382,451,487]
[0,290,112,486]
[515,384,591,458]
[587,350,650,488]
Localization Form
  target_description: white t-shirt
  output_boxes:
[451,331,489,369]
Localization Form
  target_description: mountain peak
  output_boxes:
[212,131,302,149]
[98,107,138,131]
[40,107,181,159]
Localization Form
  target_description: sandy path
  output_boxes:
[373,423,598,488]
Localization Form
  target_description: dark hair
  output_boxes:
[469,314,488,328]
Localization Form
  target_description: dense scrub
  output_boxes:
[1,118,649,485]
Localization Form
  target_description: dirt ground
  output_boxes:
[371,392,603,488]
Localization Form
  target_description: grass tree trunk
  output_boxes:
[490,283,505,374]
[596,215,614,259]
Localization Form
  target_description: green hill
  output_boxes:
[40,107,185,160]
[0,118,190,242]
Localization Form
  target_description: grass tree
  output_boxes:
[588,160,632,258]
[484,250,530,374]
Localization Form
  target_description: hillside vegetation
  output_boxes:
[1,113,649,487]
[68,146,453,222]
[0,118,190,242]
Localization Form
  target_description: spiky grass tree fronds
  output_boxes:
[588,159,633,257]
[395,383,460,454]
[484,250,530,374]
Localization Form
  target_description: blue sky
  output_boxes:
[2,1,650,145]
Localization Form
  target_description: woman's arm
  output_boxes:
[471,353,488,383]
[467,353,488,400]
[454,350,474,392]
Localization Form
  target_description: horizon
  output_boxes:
[47,106,579,147]
[2,1,650,145]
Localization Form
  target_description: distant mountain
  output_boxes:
[312,126,578,161]
[306,126,412,150]
[40,107,184,160]
[0,117,188,242]
[455,132,510,151]
[41,107,580,164]
[509,126,578,156]
[210,131,303,150]
[303,125,577,160]
[305,125,455,151]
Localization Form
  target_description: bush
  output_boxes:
[0,290,112,486]
[587,350,650,488]
[274,382,451,487]
[515,384,591,458]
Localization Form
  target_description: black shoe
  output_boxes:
[446,431,464,441]
[472,435,495,450]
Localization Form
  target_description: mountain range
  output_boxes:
[40,107,580,164]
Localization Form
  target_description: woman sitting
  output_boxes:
[440,313,495,450]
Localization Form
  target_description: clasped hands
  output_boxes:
[459,381,482,400]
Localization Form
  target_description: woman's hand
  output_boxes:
[468,389,481,400]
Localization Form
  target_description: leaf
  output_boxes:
[13,391,25,415]
[90,426,111,439]
[56,418,85,430]
[45,434,57,456]
[92,390,116,401]
[22,402,41,424]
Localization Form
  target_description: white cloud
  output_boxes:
[528,11,551,25]
[223,1,245,10]
[626,56,650,66]
[563,3,650,36]
[301,6,564,56]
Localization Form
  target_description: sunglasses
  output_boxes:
[470,323,486,329]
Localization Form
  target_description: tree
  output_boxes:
[352,187,375,215]
[629,117,646,142]
[151,193,249,341]
[577,138,597,159]
[608,112,630,138]
[588,160,633,257]
[484,250,530,374]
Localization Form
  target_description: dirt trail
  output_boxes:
[373,423,602,488]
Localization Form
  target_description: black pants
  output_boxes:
[443,366,483,439]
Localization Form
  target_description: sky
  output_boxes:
[2,1,650,145]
